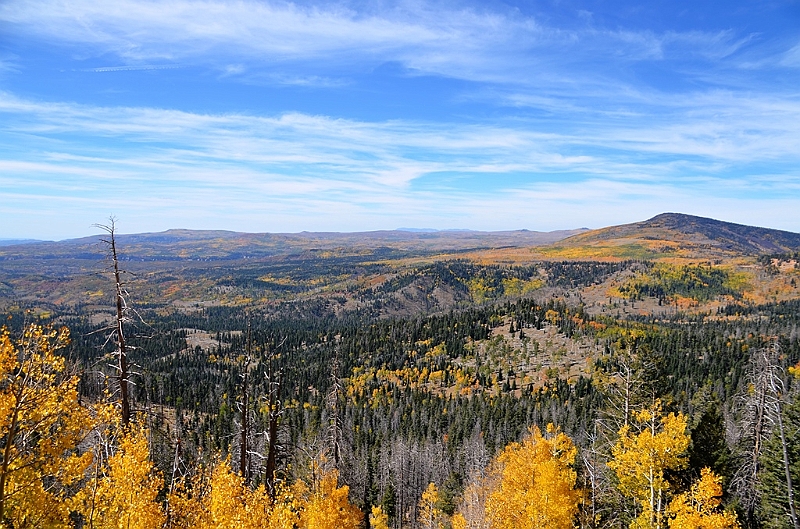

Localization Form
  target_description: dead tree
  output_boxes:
[96,218,132,427]
[733,339,797,528]
[238,321,252,482]
[261,336,285,498]
[327,346,344,469]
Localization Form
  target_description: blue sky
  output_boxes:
[1,0,799,239]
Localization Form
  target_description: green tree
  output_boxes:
[759,394,800,529]
[689,407,733,483]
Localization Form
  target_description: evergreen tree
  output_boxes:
[759,394,800,529]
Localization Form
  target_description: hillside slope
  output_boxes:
[0,228,587,262]
[549,213,800,259]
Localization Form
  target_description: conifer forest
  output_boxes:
[3,215,800,529]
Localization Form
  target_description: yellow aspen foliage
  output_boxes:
[607,401,690,529]
[667,468,740,529]
[370,505,390,529]
[167,458,300,529]
[419,482,446,529]
[77,422,165,529]
[166,461,239,529]
[164,474,204,529]
[266,484,302,529]
[0,324,97,529]
[485,425,581,529]
[203,460,251,529]
[298,469,362,529]
[451,513,468,529]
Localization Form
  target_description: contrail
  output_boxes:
[79,65,184,73]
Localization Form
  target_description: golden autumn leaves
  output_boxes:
[1,324,740,529]
[0,324,364,529]
[0,324,97,528]
[165,455,361,529]
[607,403,739,529]
[446,406,739,529]
[449,425,580,529]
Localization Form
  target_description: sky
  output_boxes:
[1,0,799,239]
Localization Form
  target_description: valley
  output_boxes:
[2,212,800,529]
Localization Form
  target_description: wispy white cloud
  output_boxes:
[780,42,800,67]
[0,0,778,90]
[1,90,799,238]
[1,1,798,239]
[80,65,185,73]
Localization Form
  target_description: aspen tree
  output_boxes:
[298,468,362,529]
[167,457,299,529]
[0,324,96,528]
[76,423,165,529]
[370,505,391,529]
[452,513,468,529]
[485,425,580,529]
[418,482,445,529]
[608,401,689,529]
[667,468,740,529]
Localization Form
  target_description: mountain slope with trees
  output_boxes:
[3,213,800,528]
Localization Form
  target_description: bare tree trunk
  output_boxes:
[328,346,343,469]
[265,383,280,496]
[239,369,249,480]
[239,322,251,482]
[98,218,131,427]
[776,409,799,529]
[734,340,792,527]
[264,339,283,498]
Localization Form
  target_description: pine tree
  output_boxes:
[759,394,800,529]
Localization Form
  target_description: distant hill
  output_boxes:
[0,227,588,309]
[2,215,800,311]
[0,228,587,263]
[0,239,44,246]
[551,213,800,258]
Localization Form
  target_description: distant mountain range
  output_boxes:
[0,227,588,262]
[0,239,43,247]
[1,213,798,264]
[1,213,799,311]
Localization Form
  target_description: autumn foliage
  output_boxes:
[667,468,740,529]
[0,325,96,528]
[485,425,580,529]
[607,401,690,529]
[451,424,581,529]
[0,324,366,529]
[0,323,746,529]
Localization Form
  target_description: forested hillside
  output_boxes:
[3,216,800,528]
